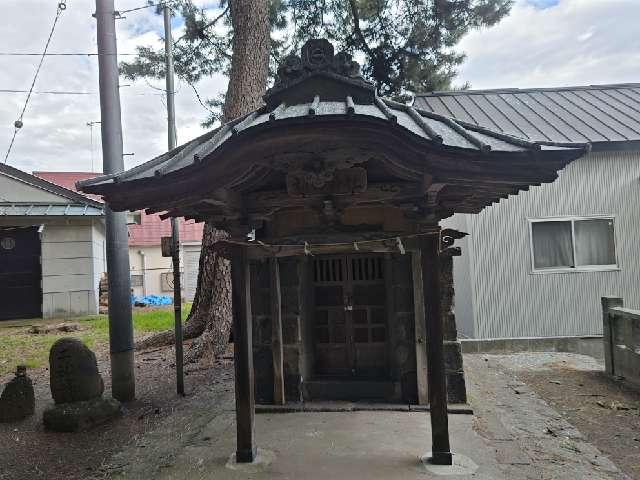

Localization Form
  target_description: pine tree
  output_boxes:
[131,0,512,360]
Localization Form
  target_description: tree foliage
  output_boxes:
[121,0,512,125]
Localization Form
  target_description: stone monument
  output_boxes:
[0,365,35,422]
[43,338,121,432]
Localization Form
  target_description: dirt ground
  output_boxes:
[2,346,638,479]
[0,341,231,480]
[485,353,640,479]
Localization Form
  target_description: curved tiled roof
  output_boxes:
[34,170,203,245]
[79,96,585,190]
[77,39,588,220]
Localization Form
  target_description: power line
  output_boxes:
[0,89,94,95]
[0,52,137,56]
[0,88,165,96]
[117,1,177,15]
[3,1,67,164]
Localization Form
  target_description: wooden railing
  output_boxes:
[602,296,640,385]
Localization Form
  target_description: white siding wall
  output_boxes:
[129,245,174,297]
[41,221,101,318]
[91,220,106,312]
[444,150,640,338]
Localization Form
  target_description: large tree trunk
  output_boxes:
[136,0,270,361]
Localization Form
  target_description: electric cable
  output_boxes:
[3,1,68,164]
[117,1,177,15]
[0,52,136,56]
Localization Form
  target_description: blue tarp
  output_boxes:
[131,294,172,306]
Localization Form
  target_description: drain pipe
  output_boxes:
[138,250,147,297]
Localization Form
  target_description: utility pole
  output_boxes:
[164,4,184,396]
[95,0,135,402]
[86,121,101,172]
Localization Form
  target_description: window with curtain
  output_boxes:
[530,217,617,271]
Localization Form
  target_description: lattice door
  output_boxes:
[312,254,387,377]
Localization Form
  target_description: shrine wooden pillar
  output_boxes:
[421,231,453,465]
[270,257,286,405]
[231,243,256,463]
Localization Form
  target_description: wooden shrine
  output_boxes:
[79,39,588,465]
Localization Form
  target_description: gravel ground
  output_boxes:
[475,352,640,479]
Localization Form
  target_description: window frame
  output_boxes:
[528,215,619,274]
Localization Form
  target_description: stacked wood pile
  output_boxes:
[99,273,109,314]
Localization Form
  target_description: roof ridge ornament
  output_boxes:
[277,39,363,86]
[264,39,374,107]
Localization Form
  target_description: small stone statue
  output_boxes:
[43,338,121,432]
[0,365,35,422]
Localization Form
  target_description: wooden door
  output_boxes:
[312,256,350,376]
[312,254,388,378]
[0,226,42,320]
[349,255,388,378]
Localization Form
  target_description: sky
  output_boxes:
[0,0,638,175]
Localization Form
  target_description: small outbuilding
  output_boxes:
[0,164,105,320]
[79,39,588,464]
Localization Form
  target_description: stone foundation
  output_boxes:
[441,254,467,404]
[251,253,468,404]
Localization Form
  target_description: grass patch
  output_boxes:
[0,304,191,376]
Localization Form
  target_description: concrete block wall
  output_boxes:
[602,296,640,386]
[251,258,304,404]
[389,254,418,402]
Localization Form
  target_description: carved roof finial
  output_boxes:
[265,38,372,106]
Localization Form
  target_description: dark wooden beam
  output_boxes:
[244,182,423,216]
[421,232,452,465]
[411,250,429,405]
[426,183,447,208]
[231,243,256,463]
[270,257,285,405]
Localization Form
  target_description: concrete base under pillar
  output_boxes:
[110,349,136,402]
[226,448,275,473]
[420,452,479,475]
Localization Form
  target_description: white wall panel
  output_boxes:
[453,151,640,338]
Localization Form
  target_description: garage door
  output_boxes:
[0,226,42,320]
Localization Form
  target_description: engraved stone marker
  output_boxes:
[43,338,120,432]
[49,337,104,404]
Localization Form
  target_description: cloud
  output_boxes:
[0,0,637,175]
[455,0,640,89]
[0,0,226,173]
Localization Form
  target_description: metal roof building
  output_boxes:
[419,84,640,341]
[0,163,106,320]
[415,84,640,148]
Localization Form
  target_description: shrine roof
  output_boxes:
[80,98,583,191]
[78,39,589,220]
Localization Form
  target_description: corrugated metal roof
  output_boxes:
[34,171,204,245]
[79,96,584,189]
[414,84,640,146]
[0,203,104,216]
